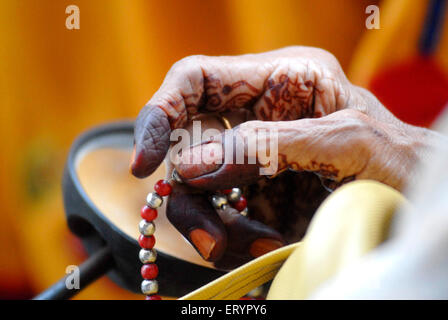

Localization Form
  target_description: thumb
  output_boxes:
[173,110,371,189]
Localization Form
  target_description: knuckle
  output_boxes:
[339,110,384,149]
[281,45,305,53]
[317,48,338,64]
[307,47,340,66]
[286,45,339,64]
[167,55,208,87]
[237,120,262,135]
[334,109,371,137]
[340,109,369,123]
[307,48,343,78]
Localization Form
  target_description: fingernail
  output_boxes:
[189,229,216,260]
[175,143,223,179]
[249,238,284,258]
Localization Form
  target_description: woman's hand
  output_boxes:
[131,46,437,269]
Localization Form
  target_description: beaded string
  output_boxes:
[138,173,175,300]
[211,189,248,215]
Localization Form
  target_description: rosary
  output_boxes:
[137,171,248,299]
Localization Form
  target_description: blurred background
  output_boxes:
[0,0,447,299]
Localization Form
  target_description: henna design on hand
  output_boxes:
[277,152,357,192]
[163,72,323,130]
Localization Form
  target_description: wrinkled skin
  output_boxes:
[131,46,441,269]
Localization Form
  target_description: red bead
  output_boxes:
[154,179,172,196]
[141,205,158,221]
[233,196,247,211]
[145,294,162,300]
[141,263,159,279]
[139,235,155,249]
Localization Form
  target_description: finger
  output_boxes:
[132,47,348,178]
[173,129,261,190]
[174,110,375,188]
[213,205,285,270]
[131,63,203,178]
[251,46,350,121]
[131,54,266,178]
[166,184,227,262]
[132,106,171,178]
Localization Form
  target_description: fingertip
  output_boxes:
[129,144,149,178]
[189,228,218,261]
[216,205,285,265]
[166,186,227,262]
[130,145,160,178]
[249,238,284,258]
[173,142,223,180]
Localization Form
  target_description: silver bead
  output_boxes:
[139,220,156,236]
[240,207,249,217]
[147,192,163,208]
[211,195,228,210]
[141,279,158,295]
[139,248,157,263]
[227,188,242,202]
[171,169,183,183]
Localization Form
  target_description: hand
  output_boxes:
[131,46,435,268]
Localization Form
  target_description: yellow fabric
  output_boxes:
[181,180,406,300]
[180,243,300,300]
[268,180,406,299]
